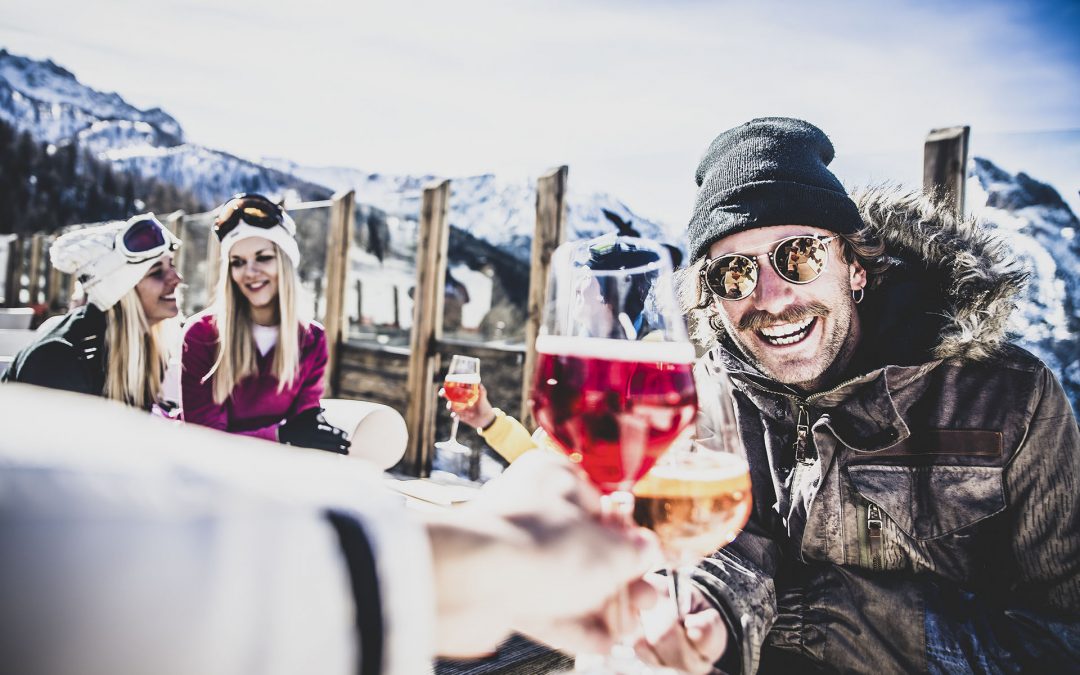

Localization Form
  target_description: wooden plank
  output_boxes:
[403,179,451,477]
[322,190,355,396]
[205,224,221,300]
[3,236,23,308]
[26,233,45,306]
[923,126,970,217]
[165,211,186,273]
[45,234,65,313]
[520,166,568,427]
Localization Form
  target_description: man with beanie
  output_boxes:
[637,118,1079,673]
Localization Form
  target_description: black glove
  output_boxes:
[278,407,350,455]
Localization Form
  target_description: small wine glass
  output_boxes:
[435,354,481,479]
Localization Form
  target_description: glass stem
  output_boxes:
[670,564,693,621]
[448,413,461,443]
[599,490,637,654]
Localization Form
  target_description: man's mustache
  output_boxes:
[738,302,831,332]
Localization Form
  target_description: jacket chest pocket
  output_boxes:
[847,464,1006,542]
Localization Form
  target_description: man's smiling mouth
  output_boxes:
[757,316,816,346]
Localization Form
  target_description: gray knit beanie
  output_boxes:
[686,117,864,263]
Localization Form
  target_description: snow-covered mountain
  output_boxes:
[261,158,678,262]
[969,157,1080,415]
[0,49,182,145]
[0,48,676,256]
[0,49,332,207]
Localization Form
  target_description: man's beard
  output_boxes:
[724,299,856,391]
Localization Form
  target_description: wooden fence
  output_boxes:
[1,125,971,476]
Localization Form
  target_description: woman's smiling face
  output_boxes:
[229,237,279,319]
[135,253,182,325]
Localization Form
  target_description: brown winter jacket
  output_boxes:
[691,188,1080,674]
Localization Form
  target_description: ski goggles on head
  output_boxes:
[213,193,295,241]
[120,214,179,264]
[701,234,837,301]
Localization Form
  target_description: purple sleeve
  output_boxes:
[180,318,280,442]
[287,324,328,419]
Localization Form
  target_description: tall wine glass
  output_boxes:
[529,235,697,673]
[633,371,751,620]
[435,354,481,478]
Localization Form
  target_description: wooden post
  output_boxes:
[403,179,451,476]
[322,190,355,396]
[3,236,23,307]
[165,211,186,272]
[520,166,569,427]
[924,126,970,217]
[355,279,363,326]
[27,233,45,306]
[205,225,221,301]
[46,235,65,312]
[392,286,400,327]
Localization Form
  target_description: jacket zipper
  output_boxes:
[740,374,865,466]
[866,501,883,571]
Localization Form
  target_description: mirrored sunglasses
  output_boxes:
[702,234,837,301]
[213,193,293,241]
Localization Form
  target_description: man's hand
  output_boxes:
[438,383,496,429]
[634,572,728,674]
[425,451,663,657]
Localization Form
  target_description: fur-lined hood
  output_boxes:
[853,186,1028,363]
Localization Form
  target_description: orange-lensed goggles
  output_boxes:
[701,234,837,301]
[212,193,295,241]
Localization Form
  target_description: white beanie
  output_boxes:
[50,215,181,311]
[217,215,301,268]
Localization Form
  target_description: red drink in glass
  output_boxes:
[443,373,481,407]
[530,335,698,494]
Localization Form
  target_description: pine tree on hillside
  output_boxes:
[0,117,207,235]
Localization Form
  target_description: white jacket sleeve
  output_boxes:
[0,385,434,675]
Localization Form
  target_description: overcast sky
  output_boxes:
[2,0,1078,226]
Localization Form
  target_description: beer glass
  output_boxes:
[530,236,697,673]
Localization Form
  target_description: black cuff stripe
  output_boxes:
[326,509,384,675]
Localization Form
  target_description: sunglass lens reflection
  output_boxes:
[123,220,166,253]
[710,255,757,300]
[774,237,827,283]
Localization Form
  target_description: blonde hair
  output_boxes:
[206,243,303,405]
[103,289,174,408]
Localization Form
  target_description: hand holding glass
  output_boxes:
[435,354,481,478]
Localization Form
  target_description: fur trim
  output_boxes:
[853,186,1029,361]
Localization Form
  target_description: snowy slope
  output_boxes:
[0,49,182,145]
[969,157,1080,415]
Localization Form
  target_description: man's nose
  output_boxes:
[751,260,795,314]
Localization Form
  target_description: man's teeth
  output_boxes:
[758,316,815,345]
[162,294,175,300]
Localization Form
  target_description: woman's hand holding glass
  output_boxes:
[440,383,497,431]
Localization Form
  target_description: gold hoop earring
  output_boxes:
[852,288,864,304]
